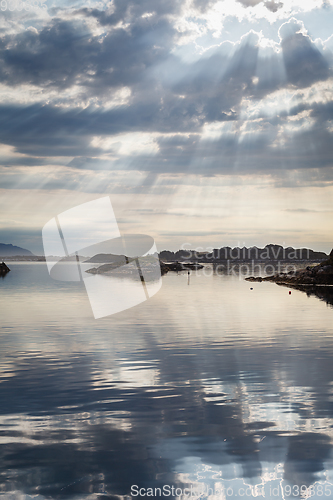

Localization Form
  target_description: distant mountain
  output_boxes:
[0,243,34,257]
[159,244,328,262]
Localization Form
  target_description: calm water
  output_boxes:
[1,263,333,500]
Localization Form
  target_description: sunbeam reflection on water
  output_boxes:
[0,263,333,499]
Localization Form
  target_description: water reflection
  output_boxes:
[0,264,333,499]
[285,284,333,308]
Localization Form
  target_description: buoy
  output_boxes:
[250,288,253,290]
[289,291,291,295]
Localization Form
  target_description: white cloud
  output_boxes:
[91,132,160,155]
[278,16,308,41]
[201,121,235,140]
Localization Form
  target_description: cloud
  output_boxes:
[264,1,284,12]
[0,3,331,190]
[279,19,330,88]
[79,0,184,26]
[0,84,332,179]
[236,0,284,11]
[0,15,176,93]
[237,0,263,6]
[0,156,55,167]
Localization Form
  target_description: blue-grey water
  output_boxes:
[1,263,333,500]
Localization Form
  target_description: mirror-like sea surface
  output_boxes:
[1,263,333,500]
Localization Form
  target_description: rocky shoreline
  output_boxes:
[246,250,333,286]
[86,259,204,276]
[0,262,10,275]
[160,261,203,274]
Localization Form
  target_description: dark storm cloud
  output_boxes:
[78,0,184,26]
[0,20,99,89]
[0,91,332,174]
[0,30,264,157]
[172,32,260,121]
[0,104,107,156]
[281,31,329,88]
[0,15,176,91]
[0,31,262,158]
[67,108,333,177]
[252,18,332,94]
[0,8,332,181]
[135,123,333,175]
[0,100,205,157]
[310,100,333,122]
[0,156,56,167]
[1,13,330,102]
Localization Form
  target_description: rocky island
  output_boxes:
[160,244,328,263]
[0,262,10,275]
[85,255,203,276]
[246,249,333,286]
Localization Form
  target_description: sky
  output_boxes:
[0,0,333,254]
